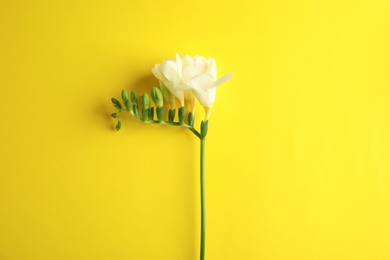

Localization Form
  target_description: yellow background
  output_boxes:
[1,0,389,259]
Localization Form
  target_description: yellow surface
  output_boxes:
[1,0,389,259]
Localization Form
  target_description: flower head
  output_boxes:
[152,54,185,108]
[152,54,232,119]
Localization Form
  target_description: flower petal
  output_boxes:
[194,55,208,71]
[182,65,204,81]
[159,81,175,108]
[152,64,168,84]
[185,73,215,90]
[184,90,196,113]
[207,58,216,80]
[175,53,182,79]
[193,88,216,107]
[162,59,180,84]
[181,55,194,67]
[210,72,233,88]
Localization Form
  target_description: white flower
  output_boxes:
[152,54,232,119]
[152,54,185,108]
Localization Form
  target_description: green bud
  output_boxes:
[168,109,176,122]
[149,107,155,120]
[142,108,149,121]
[200,120,208,138]
[116,120,121,131]
[141,94,150,109]
[125,100,131,111]
[178,107,185,125]
[157,107,164,122]
[188,112,194,126]
[131,91,138,105]
[133,104,138,115]
[121,89,129,103]
[151,87,163,107]
[111,113,119,118]
[111,98,122,109]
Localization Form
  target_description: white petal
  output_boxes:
[163,57,175,63]
[162,60,180,84]
[152,64,168,84]
[204,106,212,120]
[182,65,204,81]
[184,90,196,114]
[193,88,216,107]
[210,72,233,88]
[194,56,208,72]
[185,73,214,90]
[206,58,216,80]
[175,53,182,79]
[159,81,175,108]
[181,55,194,67]
[175,83,191,90]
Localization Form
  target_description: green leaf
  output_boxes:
[188,112,194,126]
[116,120,121,131]
[201,120,208,138]
[157,107,164,122]
[178,107,185,125]
[111,98,122,109]
[111,113,119,118]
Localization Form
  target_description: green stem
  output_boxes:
[200,137,206,260]
[117,108,207,259]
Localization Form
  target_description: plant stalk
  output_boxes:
[200,137,206,260]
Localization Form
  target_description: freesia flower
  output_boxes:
[152,54,232,119]
[180,55,233,119]
[112,54,232,260]
[152,55,184,108]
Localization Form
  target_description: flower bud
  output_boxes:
[111,113,119,118]
[141,94,150,109]
[187,112,194,126]
[122,90,131,110]
[168,109,175,122]
[116,120,121,131]
[157,107,164,122]
[133,104,139,115]
[142,109,149,121]
[151,86,163,107]
[111,98,122,109]
[178,107,185,125]
[131,91,138,105]
[149,107,155,120]
[121,89,129,103]
[200,120,208,138]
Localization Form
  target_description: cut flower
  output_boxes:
[152,54,232,119]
